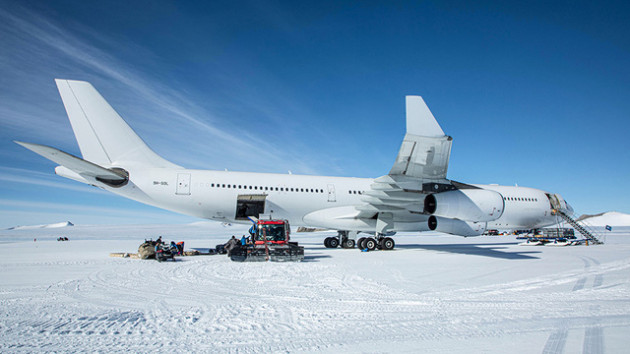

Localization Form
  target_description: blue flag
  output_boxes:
[605,225,612,231]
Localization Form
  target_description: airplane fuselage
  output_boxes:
[104,167,560,232]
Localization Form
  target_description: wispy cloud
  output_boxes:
[0,5,327,175]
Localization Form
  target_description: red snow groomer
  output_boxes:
[230,217,304,262]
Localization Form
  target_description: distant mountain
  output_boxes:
[7,221,74,230]
[577,212,630,226]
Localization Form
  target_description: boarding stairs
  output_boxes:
[555,210,604,245]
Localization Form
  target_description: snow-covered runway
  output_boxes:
[1,224,629,352]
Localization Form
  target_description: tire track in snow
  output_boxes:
[542,317,569,354]
[572,277,587,291]
[583,325,604,354]
[542,327,568,354]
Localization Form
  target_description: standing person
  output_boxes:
[225,236,238,256]
[241,235,246,246]
[156,236,163,245]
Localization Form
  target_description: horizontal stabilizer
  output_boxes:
[15,141,127,182]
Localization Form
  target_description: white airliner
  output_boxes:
[17,79,574,250]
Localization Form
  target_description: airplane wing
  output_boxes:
[357,96,454,232]
[297,96,489,236]
[305,96,455,234]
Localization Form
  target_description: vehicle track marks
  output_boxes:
[583,326,603,354]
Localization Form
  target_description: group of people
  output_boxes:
[223,235,255,256]
[154,236,184,255]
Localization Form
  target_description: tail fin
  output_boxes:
[55,79,180,168]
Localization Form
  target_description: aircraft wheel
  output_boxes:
[328,237,339,248]
[357,237,366,250]
[364,237,377,251]
[324,237,331,248]
[380,237,395,250]
[342,239,355,249]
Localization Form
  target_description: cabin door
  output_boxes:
[327,184,336,202]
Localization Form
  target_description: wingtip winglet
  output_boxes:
[405,95,445,137]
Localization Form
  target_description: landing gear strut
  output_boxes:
[324,231,357,249]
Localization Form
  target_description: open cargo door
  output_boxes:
[235,194,266,220]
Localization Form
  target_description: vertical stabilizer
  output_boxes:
[55,79,180,168]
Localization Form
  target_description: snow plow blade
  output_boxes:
[230,243,304,262]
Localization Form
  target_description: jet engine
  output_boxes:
[424,189,504,222]
[428,215,486,236]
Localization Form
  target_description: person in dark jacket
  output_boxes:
[225,236,238,256]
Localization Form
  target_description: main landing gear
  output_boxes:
[324,231,356,249]
[357,234,395,251]
[324,231,395,251]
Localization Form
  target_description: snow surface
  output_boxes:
[6,221,74,230]
[1,223,629,353]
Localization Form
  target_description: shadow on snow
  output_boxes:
[395,242,541,260]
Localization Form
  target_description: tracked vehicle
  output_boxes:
[230,218,304,262]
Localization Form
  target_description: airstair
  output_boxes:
[555,210,604,245]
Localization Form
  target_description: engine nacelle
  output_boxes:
[428,215,486,237]
[424,189,504,222]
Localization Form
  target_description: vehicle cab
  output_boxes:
[253,219,291,245]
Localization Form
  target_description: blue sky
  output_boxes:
[1,0,628,228]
